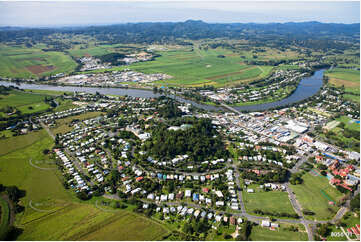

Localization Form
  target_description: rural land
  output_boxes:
[0,17,360,242]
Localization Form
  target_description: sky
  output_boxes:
[0,1,359,27]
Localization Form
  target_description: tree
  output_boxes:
[350,195,360,211]
[42,149,50,155]
[5,186,25,203]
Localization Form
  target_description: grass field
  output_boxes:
[0,44,77,78]
[0,196,10,240]
[326,68,360,88]
[242,185,296,216]
[249,224,308,241]
[0,90,51,117]
[336,116,360,132]
[290,173,344,220]
[19,202,169,241]
[325,68,360,104]
[0,129,48,156]
[0,129,170,240]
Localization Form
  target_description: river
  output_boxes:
[0,69,325,112]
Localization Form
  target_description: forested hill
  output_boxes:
[0,20,359,45]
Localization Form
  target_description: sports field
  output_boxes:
[249,224,308,241]
[290,173,343,220]
[0,44,77,78]
[242,185,296,216]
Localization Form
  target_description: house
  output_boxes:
[160,194,168,202]
[202,187,210,193]
[168,193,175,200]
[261,220,270,227]
[215,190,223,198]
[185,190,192,197]
[193,193,199,201]
[247,189,254,193]
[147,193,155,200]
[216,201,224,207]
[215,215,222,222]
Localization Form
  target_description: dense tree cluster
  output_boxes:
[144,118,228,161]
[96,53,126,66]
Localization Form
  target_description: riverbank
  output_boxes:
[0,69,326,112]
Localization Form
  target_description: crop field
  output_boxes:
[0,44,77,78]
[249,224,308,241]
[290,173,343,220]
[242,185,296,216]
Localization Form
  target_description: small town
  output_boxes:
[0,1,359,241]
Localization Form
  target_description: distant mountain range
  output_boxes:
[0,20,359,45]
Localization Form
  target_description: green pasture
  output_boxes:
[86,47,274,87]
[290,173,343,220]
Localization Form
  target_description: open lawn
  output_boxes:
[0,44,77,78]
[249,224,308,241]
[242,185,296,217]
[290,173,344,220]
